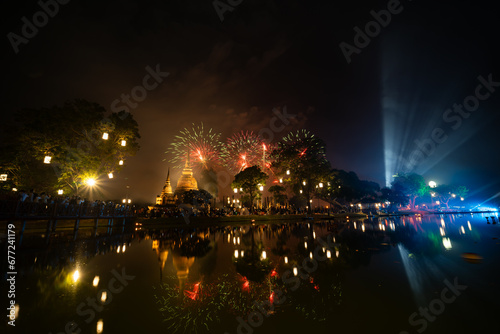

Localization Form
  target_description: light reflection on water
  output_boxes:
[4,213,500,333]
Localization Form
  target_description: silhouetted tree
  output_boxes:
[232,165,267,213]
[1,100,140,195]
[391,173,427,209]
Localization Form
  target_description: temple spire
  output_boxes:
[166,168,170,181]
[185,150,190,168]
[175,150,198,196]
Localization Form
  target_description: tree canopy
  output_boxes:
[433,184,469,209]
[0,99,140,195]
[391,173,428,209]
[271,130,331,212]
[268,184,287,206]
[232,165,267,212]
[181,189,213,206]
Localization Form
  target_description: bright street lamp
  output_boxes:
[102,132,109,140]
[86,178,96,186]
[429,181,437,188]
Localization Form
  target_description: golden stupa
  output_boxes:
[174,154,198,197]
[172,253,195,291]
[157,168,176,205]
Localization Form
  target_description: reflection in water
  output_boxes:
[3,231,134,332]
[72,269,80,283]
[6,213,500,333]
[146,214,498,332]
[93,275,100,287]
[96,319,103,333]
[442,237,452,249]
[150,223,346,331]
[101,291,107,302]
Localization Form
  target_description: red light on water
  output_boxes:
[269,291,275,304]
[184,282,201,300]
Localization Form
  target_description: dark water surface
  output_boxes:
[3,213,500,334]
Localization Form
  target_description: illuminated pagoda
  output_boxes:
[156,168,177,205]
[174,154,198,197]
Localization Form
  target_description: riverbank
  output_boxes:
[137,210,498,228]
[137,212,369,228]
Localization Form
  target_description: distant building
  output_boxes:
[155,156,198,205]
[156,168,177,205]
[174,156,198,198]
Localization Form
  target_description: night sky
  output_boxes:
[2,0,500,205]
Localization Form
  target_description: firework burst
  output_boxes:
[221,131,271,174]
[166,123,223,170]
[281,129,327,158]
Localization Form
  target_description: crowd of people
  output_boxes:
[0,189,346,218]
[0,189,132,217]
[145,204,339,219]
